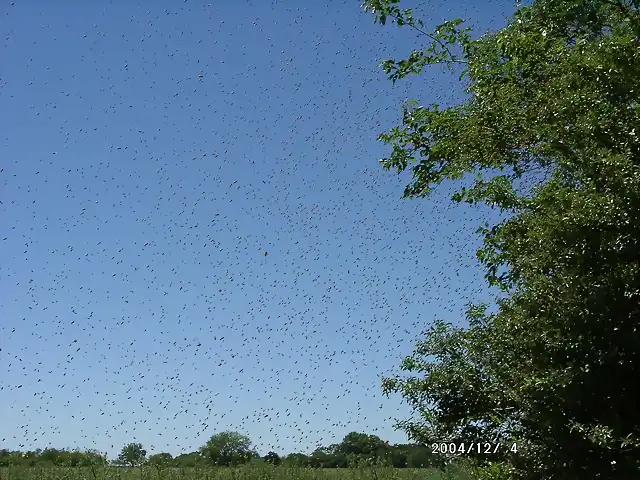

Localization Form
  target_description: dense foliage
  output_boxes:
[364,0,640,478]
[114,443,146,468]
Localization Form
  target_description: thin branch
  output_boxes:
[384,10,469,65]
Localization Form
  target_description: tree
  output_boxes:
[84,449,109,466]
[307,446,333,468]
[198,431,254,466]
[282,452,309,467]
[146,452,173,467]
[0,448,108,467]
[335,432,387,457]
[115,443,147,467]
[404,445,441,469]
[263,451,281,465]
[385,445,409,468]
[173,452,206,468]
[365,0,640,478]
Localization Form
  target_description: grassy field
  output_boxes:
[0,466,477,480]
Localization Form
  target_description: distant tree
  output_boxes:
[21,451,39,467]
[405,445,443,469]
[336,432,387,458]
[282,452,309,467]
[0,450,29,467]
[67,451,83,467]
[307,446,338,468]
[0,450,11,467]
[386,445,409,468]
[263,451,281,465]
[0,448,107,467]
[173,452,206,468]
[146,452,173,467]
[199,431,254,466]
[38,448,62,466]
[115,443,147,467]
[84,449,109,466]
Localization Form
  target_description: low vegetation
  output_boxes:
[0,431,478,480]
[0,465,482,480]
[0,432,448,469]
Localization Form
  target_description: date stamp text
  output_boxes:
[430,442,518,456]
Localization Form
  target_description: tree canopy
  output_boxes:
[364,0,640,478]
[198,431,256,467]
[114,443,147,468]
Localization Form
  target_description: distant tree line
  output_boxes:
[0,431,444,469]
[0,448,108,467]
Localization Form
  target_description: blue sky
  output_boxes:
[1,0,517,459]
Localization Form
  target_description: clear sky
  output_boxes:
[1,0,517,460]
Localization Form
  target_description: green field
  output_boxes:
[0,466,477,480]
